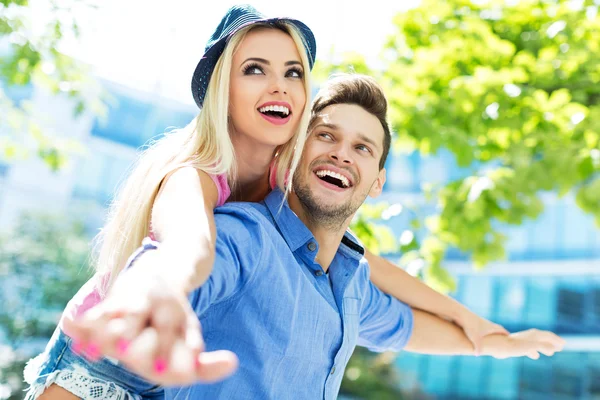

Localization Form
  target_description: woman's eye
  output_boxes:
[243,64,263,75]
[286,68,303,78]
[319,133,333,140]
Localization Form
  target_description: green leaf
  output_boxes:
[1,0,105,171]
[423,263,456,294]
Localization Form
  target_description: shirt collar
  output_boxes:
[264,189,365,261]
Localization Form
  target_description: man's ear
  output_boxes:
[369,168,386,198]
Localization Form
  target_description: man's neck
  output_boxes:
[288,194,354,272]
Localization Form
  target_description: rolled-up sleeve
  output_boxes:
[189,207,264,316]
[357,275,414,353]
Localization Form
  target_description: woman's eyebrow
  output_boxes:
[241,57,301,67]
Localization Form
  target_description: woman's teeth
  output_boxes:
[259,105,290,116]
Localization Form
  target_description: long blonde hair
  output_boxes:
[94,22,312,295]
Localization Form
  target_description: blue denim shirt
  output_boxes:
[165,189,413,400]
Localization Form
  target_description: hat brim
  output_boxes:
[191,17,316,108]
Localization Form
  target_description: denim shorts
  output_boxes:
[23,327,163,400]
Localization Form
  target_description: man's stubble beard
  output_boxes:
[292,169,370,232]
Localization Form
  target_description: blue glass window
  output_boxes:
[457,276,493,319]
[394,352,425,391]
[102,156,134,200]
[556,281,586,333]
[552,352,584,398]
[91,91,195,149]
[423,356,454,394]
[590,353,600,399]
[493,277,526,327]
[504,225,529,259]
[592,283,600,327]
[72,153,107,202]
[384,155,418,193]
[562,196,598,258]
[524,277,556,330]
[454,356,486,398]
[72,151,135,205]
[92,95,152,148]
[520,357,552,396]
[486,358,519,399]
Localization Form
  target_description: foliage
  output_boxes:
[321,0,600,292]
[0,213,92,399]
[0,0,106,171]
[339,348,410,399]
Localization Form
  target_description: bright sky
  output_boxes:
[48,1,419,106]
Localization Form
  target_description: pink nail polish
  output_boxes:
[116,339,130,355]
[154,358,168,374]
[86,342,101,361]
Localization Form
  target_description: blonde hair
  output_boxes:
[94,22,312,295]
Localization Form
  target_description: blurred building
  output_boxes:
[1,80,599,400]
[382,154,600,400]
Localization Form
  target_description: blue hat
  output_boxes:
[191,4,317,108]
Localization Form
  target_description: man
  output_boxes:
[158,74,564,399]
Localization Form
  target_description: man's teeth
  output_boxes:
[316,170,350,188]
[259,105,290,115]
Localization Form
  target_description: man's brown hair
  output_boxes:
[310,74,392,170]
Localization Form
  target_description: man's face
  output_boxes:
[292,103,386,227]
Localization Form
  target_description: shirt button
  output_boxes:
[307,242,317,251]
[330,366,336,375]
[315,270,324,276]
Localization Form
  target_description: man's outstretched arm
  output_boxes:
[405,309,566,360]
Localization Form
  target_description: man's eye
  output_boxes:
[319,133,333,140]
[356,145,371,153]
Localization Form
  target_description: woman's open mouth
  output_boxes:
[258,103,292,125]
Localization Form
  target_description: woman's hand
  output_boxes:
[63,252,237,386]
[482,329,566,360]
[453,308,510,356]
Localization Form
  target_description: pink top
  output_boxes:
[61,172,231,333]
[269,160,289,190]
[212,173,231,208]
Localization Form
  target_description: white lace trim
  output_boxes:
[24,363,139,400]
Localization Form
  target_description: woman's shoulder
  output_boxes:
[160,166,231,207]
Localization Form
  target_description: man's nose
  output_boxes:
[328,144,353,165]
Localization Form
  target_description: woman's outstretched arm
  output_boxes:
[365,249,508,354]
[65,167,238,383]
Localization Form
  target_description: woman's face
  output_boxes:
[229,27,306,149]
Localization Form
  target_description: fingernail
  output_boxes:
[154,358,168,374]
[116,339,130,355]
[72,340,84,355]
[86,342,101,361]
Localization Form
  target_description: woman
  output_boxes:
[25,5,505,399]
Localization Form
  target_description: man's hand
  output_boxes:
[63,254,238,386]
[481,329,566,360]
